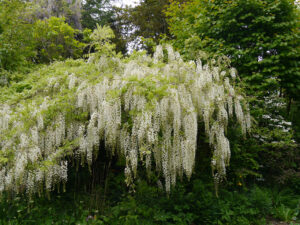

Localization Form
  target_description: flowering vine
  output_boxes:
[0,45,250,196]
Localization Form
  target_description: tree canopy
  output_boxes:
[166,0,300,99]
[0,0,36,71]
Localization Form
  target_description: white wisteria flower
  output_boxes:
[0,45,250,195]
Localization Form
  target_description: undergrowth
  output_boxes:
[1,171,299,225]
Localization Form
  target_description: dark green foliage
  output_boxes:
[80,0,128,54]
[81,0,113,30]
[167,0,300,99]
[126,0,170,42]
[0,193,92,224]
[113,0,180,53]
[1,173,299,224]
[166,0,300,188]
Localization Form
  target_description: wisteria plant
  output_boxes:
[0,29,251,197]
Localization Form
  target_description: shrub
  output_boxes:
[33,17,84,63]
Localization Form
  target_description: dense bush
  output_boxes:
[0,0,36,71]
[33,17,85,63]
[0,0,87,75]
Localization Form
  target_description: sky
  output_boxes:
[112,0,140,7]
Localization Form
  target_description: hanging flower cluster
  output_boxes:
[0,45,250,195]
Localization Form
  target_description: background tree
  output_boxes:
[81,0,113,30]
[128,0,169,42]
[80,0,128,54]
[112,0,173,53]
[166,0,300,184]
[0,0,36,71]
[166,0,300,99]
[30,0,82,29]
[33,17,85,63]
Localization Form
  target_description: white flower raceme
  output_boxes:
[0,45,250,195]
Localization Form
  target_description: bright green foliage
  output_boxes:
[80,0,127,54]
[166,0,300,99]
[0,0,36,71]
[33,17,84,63]
[0,1,88,77]
[89,24,116,55]
[31,0,82,29]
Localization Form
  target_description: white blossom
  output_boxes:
[0,45,251,195]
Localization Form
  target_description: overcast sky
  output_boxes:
[112,0,140,7]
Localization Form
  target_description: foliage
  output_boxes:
[166,0,300,186]
[33,17,85,63]
[274,204,299,222]
[0,0,88,77]
[108,7,133,54]
[96,181,300,225]
[89,24,116,55]
[125,0,170,42]
[0,41,251,197]
[31,0,82,29]
[0,193,92,224]
[81,0,113,30]
[0,0,36,71]
[111,0,188,53]
[1,172,299,224]
[166,0,300,99]
[224,95,300,186]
